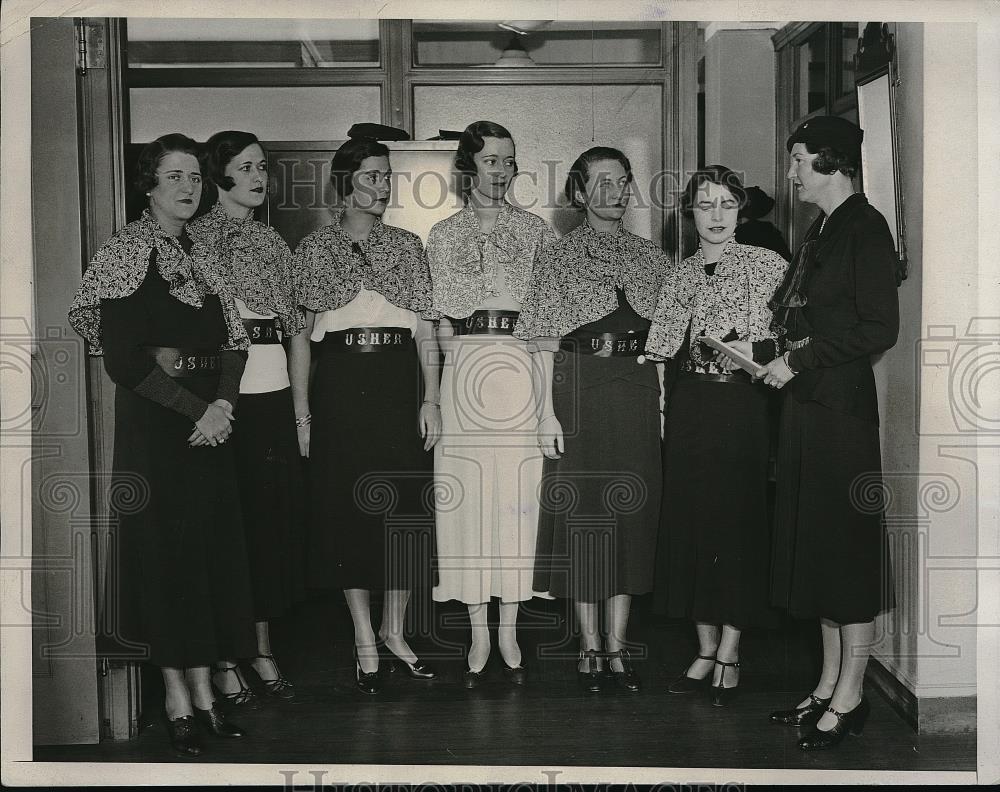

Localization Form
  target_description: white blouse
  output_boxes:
[236,298,290,394]
[310,287,422,341]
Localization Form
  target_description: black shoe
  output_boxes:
[193,705,245,738]
[770,693,833,727]
[710,659,740,707]
[463,668,488,689]
[211,665,260,709]
[502,662,528,686]
[166,714,203,757]
[354,647,381,695]
[251,654,294,700]
[798,697,870,751]
[389,656,437,679]
[606,649,641,693]
[577,649,603,693]
[667,653,716,694]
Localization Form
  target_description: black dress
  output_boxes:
[771,194,899,624]
[533,289,662,602]
[654,331,777,629]
[101,259,257,668]
[306,332,434,592]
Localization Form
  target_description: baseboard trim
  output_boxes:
[866,659,976,734]
[866,657,918,731]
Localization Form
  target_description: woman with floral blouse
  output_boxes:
[646,165,787,707]
[290,134,442,695]
[514,146,669,693]
[426,121,557,687]
[188,130,306,706]
[69,134,253,756]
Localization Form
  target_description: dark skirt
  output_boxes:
[307,340,434,591]
[770,395,895,623]
[232,387,307,620]
[533,351,662,602]
[654,376,778,629]
[110,378,257,668]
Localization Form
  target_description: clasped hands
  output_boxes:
[716,341,796,389]
[189,399,235,447]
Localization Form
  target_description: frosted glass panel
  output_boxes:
[126,18,379,68]
[129,86,381,142]
[414,84,664,246]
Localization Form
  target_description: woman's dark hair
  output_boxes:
[455,120,515,196]
[564,146,634,209]
[803,142,860,178]
[133,133,201,194]
[330,137,390,199]
[203,130,261,191]
[680,165,748,217]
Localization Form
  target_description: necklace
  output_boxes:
[819,216,828,235]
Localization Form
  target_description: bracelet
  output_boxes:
[422,399,440,408]
[782,352,799,375]
[295,413,312,427]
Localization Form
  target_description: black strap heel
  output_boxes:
[253,653,294,699]
[710,659,741,707]
[211,665,259,708]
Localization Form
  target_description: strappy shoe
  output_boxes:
[797,697,870,750]
[770,693,832,727]
[577,649,603,693]
[211,665,260,708]
[710,659,740,707]
[252,654,294,699]
[606,649,641,692]
[668,653,716,693]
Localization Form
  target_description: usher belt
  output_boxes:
[145,346,221,377]
[242,317,280,345]
[453,310,519,336]
[560,330,648,358]
[322,327,413,353]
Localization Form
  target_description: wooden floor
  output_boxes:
[35,592,975,773]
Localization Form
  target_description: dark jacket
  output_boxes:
[786,194,899,424]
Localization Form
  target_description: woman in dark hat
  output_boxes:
[426,120,557,688]
[290,133,442,695]
[515,146,669,693]
[752,115,899,750]
[188,130,306,706]
[647,165,786,707]
[69,133,254,756]
[734,186,793,261]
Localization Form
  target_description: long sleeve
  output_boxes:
[101,293,210,422]
[789,218,899,372]
[215,350,248,408]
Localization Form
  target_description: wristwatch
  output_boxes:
[783,351,800,374]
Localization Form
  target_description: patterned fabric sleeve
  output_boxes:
[400,229,440,320]
[644,261,692,362]
[512,247,564,341]
[292,228,331,313]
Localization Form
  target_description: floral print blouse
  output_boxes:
[187,202,304,337]
[645,239,788,374]
[427,201,558,319]
[293,210,437,318]
[513,220,670,340]
[69,209,249,355]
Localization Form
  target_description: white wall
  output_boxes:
[413,83,664,246]
[704,28,777,195]
[129,85,381,142]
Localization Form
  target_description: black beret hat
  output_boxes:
[739,186,775,219]
[786,115,863,156]
[347,123,410,142]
